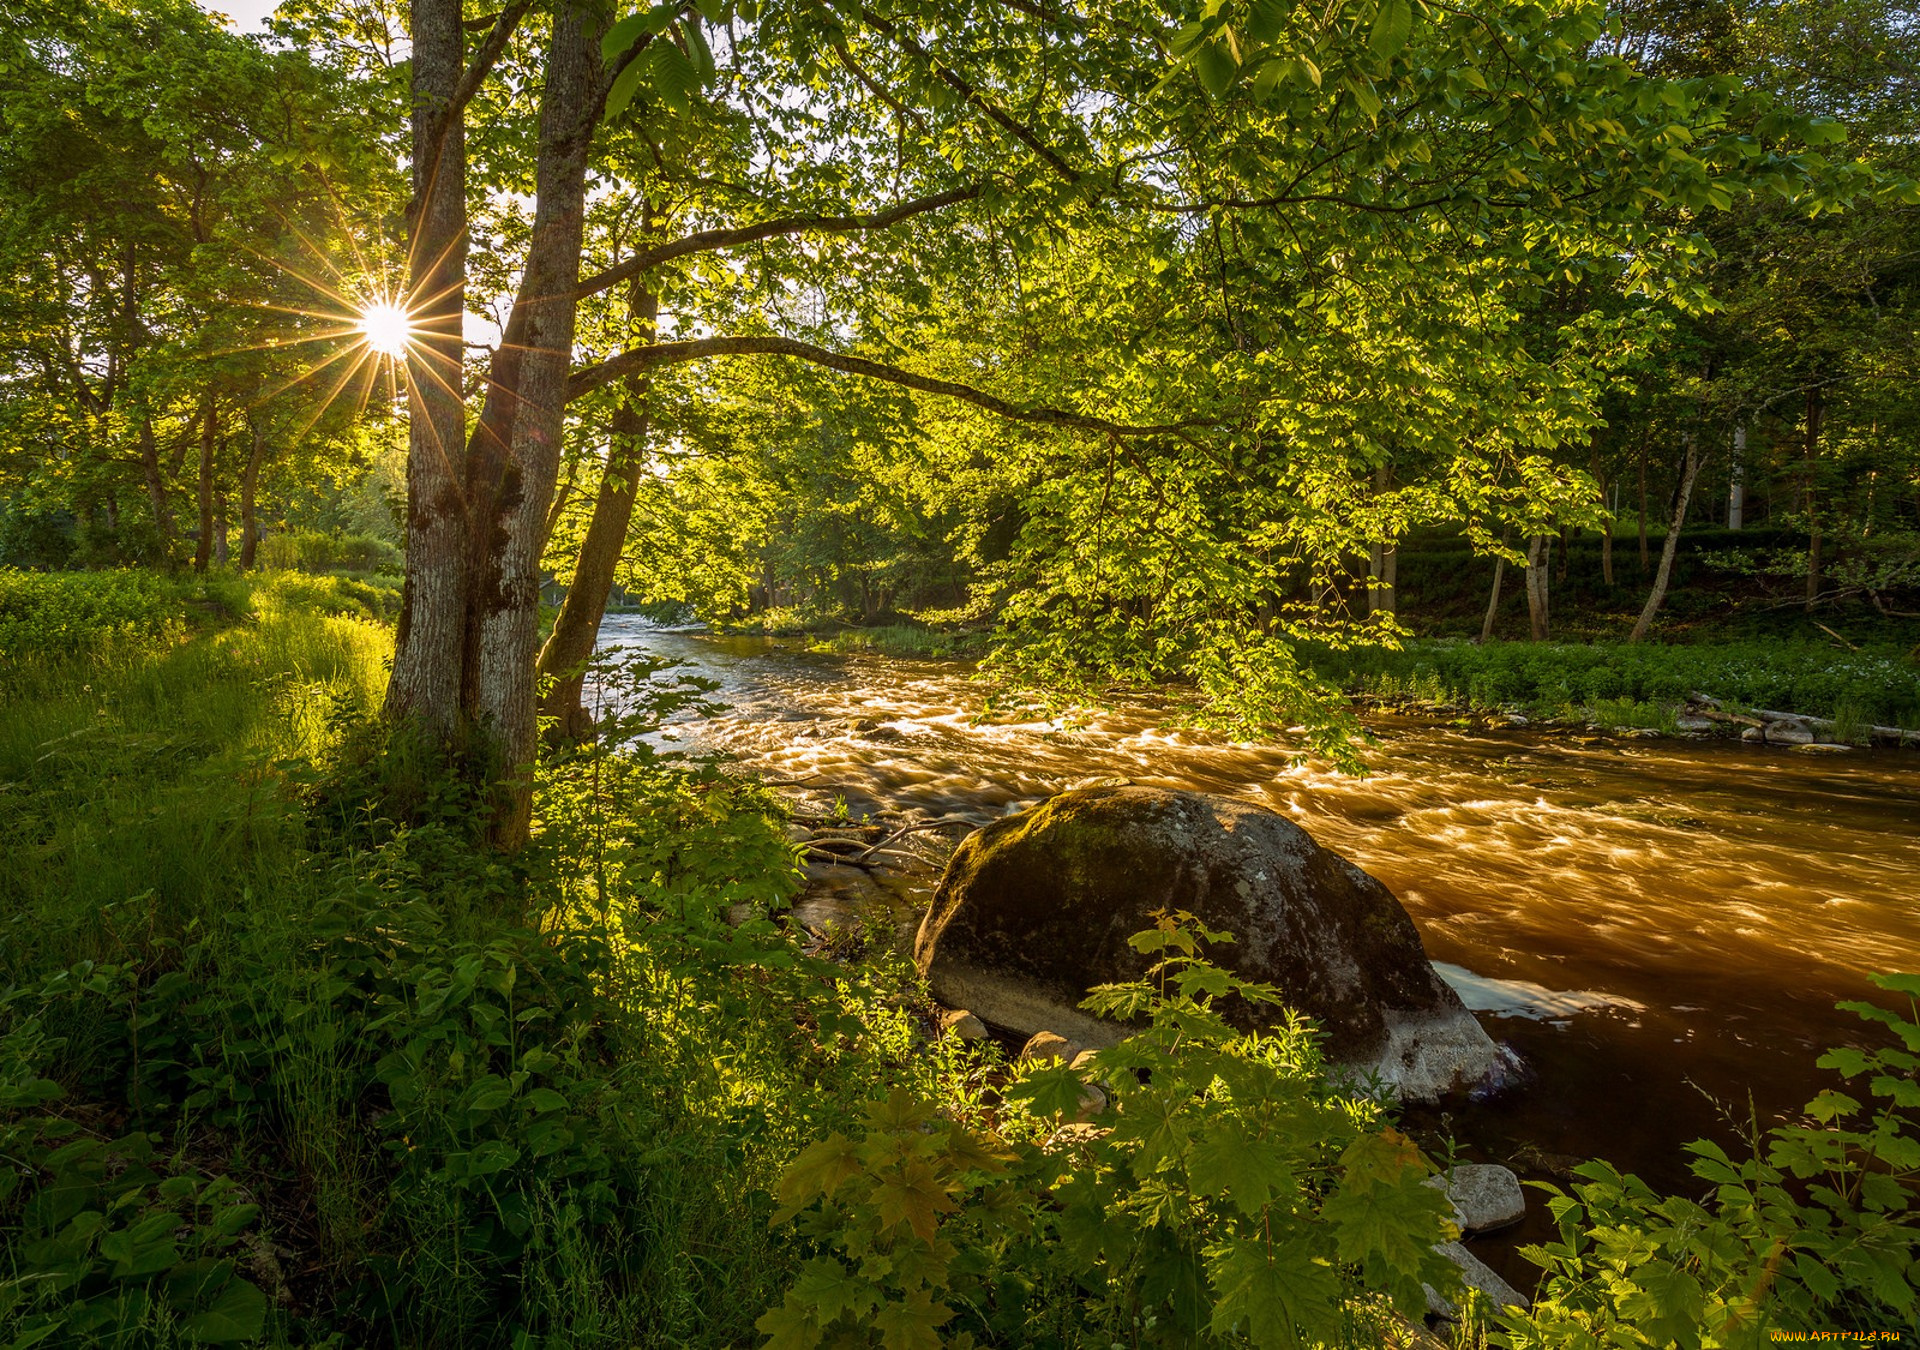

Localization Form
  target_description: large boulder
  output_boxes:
[913,786,1502,1102]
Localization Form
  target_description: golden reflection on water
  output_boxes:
[596,620,1920,1187]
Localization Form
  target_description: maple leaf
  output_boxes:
[871,1286,952,1350]
[790,1256,878,1326]
[754,1293,817,1350]
[1188,1117,1297,1214]
[1207,1238,1342,1347]
[776,1133,863,1218]
[866,1086,933,1132]
[1006,1063,1086,1118]
[872,1158,959,1242]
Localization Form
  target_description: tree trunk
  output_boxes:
[1803,388,1824,611]
[1601,516,1614,587]
[240,413,266,570]
[464,2,608,848]
[385,0,472,734]
[1366,464,1397,619]
[1728,425,1746,529]
[1629,434,1703,644]
[193,390,218,572]
[1524,534,1550,641]
[1636,427,1650,573]
[139,414,173,546]
[536,283,658,739]
[1480,548,1505,645]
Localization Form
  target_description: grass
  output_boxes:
[3,568,1916,1346]
[1297,636,1920,733]
[0,568,964,1347]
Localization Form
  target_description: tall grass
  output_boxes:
[1303,636,1920,730]
[0,569,958,1347]
[0,573,392,978]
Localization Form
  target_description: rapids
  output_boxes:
[593,616,1920,1201]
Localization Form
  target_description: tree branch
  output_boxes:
[566,334,1214,439]
[855,6,1082,184]
[575,184,982,299]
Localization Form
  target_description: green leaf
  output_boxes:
[754,1293,817,1350]
[181,1277,267,1344]
[1246,0,1290,43]
[776,1134,863,1212]
[1368,0,1413,60]
[870,1286,950,1350]
[1006,1064,1087,1118]
[680,18,716,83]
[1191,38,1240,99]
[1208,1238,1341,1346]
[790,1257,877,1325]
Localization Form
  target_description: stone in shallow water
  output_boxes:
[1425,1163,1527,1235]
[1018,1030,1081,1063]
[1425,1242,1530,1320]
[915,785,1503,1102]
[939,1009,988,1041]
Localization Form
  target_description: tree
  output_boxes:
[0,0,399,569]
[375,0,1860,844]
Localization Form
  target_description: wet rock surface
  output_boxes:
[914,785,1504,1102]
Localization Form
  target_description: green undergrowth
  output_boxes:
[804,624,989,660]
[2,570,1917,1347]
[1302,637,1920,733]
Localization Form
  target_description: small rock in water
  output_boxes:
[1673,715,1716,733]
[1765,719,1815,746]
[1425,1242,1530,1321]
[1425,1164,1526,1235]
[1795,742,1850,755]
[1741,725,1766,743]
[1019,1030,1082,1064]
[1503,714,1530,727]
[939,1009,988,1042]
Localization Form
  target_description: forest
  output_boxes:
[1,0,1918,1345]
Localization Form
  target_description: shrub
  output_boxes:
[256,531,402,576]
[760,914,1459,1349]
[0,568,185,670]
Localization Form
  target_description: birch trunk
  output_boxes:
[239,414,266,570]
[139,415,172,547]
[1480,557,1504,644]
[1629,435,1703,644]
[193,390,217,573]
[1803,388,1824,611]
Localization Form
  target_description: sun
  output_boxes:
[358,300,413,358]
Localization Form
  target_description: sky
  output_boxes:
[199,1,278,34]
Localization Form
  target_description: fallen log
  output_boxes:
[1688,693,1920,745]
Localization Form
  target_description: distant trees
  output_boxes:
[0,0,402,570]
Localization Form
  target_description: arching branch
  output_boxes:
[565,334,1215,439]
[575,184,982,299]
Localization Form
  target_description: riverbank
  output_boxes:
[4,573,1917,1344]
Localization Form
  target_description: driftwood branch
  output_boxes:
[1688,693,1920,745]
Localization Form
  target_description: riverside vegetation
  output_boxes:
[2,568,1917,1348]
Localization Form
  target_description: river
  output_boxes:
[593,617,1920,1225]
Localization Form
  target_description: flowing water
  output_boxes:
[595,617,1920,1255]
